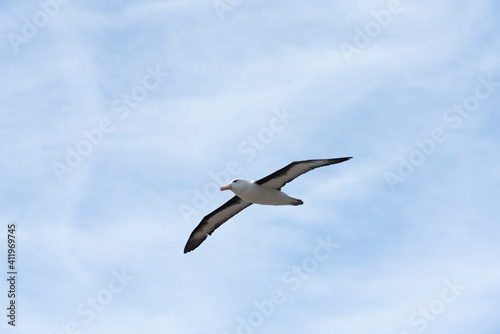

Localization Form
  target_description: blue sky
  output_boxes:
[1,0,499,333]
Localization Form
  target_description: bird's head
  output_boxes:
[220,179,250,193]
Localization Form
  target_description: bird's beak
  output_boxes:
[220,183,232,191]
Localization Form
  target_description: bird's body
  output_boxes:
[228,178,303,206]
[184,157,352,253]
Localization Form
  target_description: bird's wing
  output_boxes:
[184,196,252,253]
[255,157,352,190]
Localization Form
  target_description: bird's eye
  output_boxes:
[233,179,238,183]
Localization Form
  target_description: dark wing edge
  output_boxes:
[183,196,252,253]
[255,157,352,189]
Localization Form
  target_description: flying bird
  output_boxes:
[184,157,352,253]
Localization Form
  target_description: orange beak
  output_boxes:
[220,183,232,191]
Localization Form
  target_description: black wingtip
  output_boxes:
[336,157,352,163]
[183,244,196,254]
[183,233,202,254]
[183,237,203,254]
[327,157,352,164]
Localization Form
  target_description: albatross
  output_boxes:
[184,157,352,253]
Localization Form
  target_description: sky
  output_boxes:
[1,0,499,333]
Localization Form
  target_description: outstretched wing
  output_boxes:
[255,157,352,190]
[184,196,252,253]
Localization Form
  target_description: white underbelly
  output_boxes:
[238,185,292,205]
